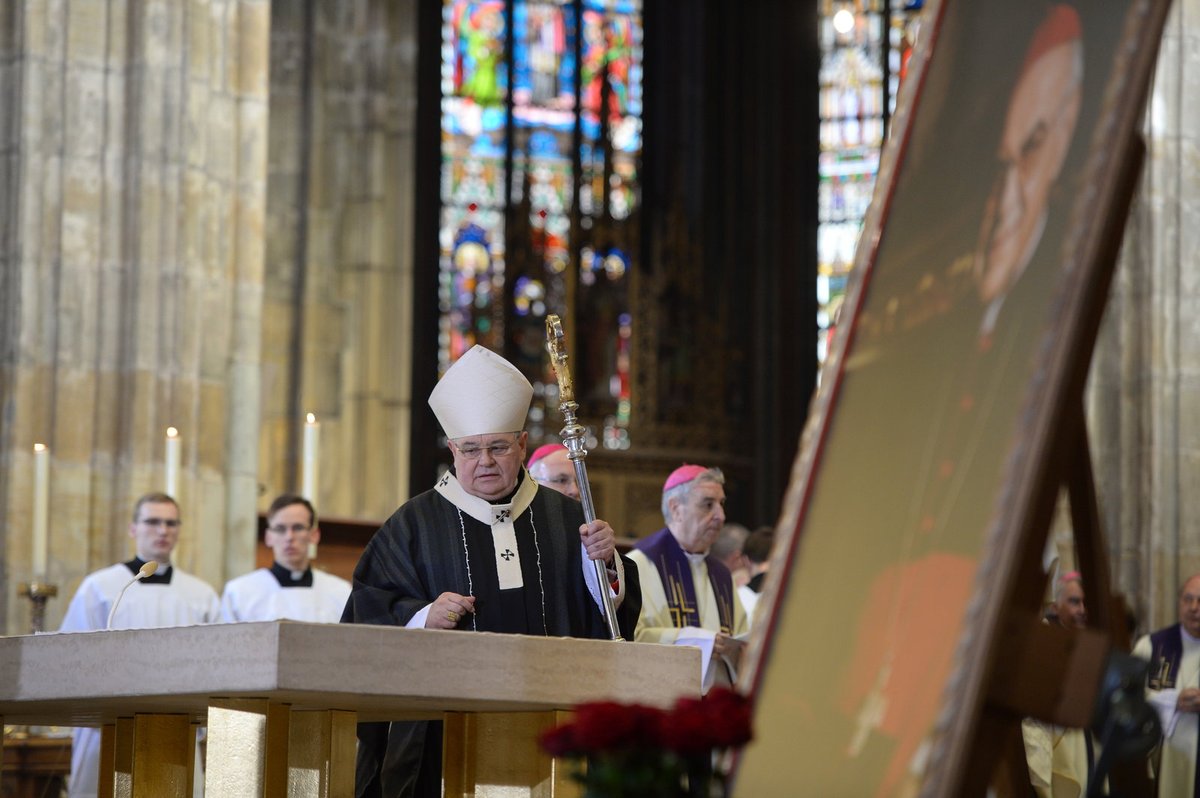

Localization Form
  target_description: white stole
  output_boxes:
[436,469,538,589]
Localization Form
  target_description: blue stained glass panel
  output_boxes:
[439,0,642,436]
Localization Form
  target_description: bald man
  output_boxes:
[1052,570,1088,630]
[1133,573,1200,796]
[527,443,580,500]
[526,442,642,641]
[1022,571,1096,796]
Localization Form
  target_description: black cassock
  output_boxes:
[341,471,639,797]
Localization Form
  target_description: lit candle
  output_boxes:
[302,413,320,502]
[165,427,181,498]
[32,443,49,579]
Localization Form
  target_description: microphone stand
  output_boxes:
[546,314,623,641]
[106,561,159,629]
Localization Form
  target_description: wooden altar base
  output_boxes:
[0,622,699,797]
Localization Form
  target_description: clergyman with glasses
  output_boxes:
[219,493,350,623]
[528,441,643,641]
[342,344,632,798]
[59,492,219,798]
[527,442,580,499]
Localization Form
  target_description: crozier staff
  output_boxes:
[545,313,623,639]
[527,442,644,641]
[342,344,630,798]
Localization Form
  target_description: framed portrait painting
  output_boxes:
[735,1,1172,795]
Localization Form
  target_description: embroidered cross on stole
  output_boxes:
[635,527,735,634]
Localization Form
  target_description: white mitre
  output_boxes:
[429,345,533,439]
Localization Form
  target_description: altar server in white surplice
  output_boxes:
[220,494,351,623]
[59,492,219,798]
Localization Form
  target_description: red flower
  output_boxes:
[540,701,669,757]
[539,688,754,761]
[575,701,667,751]
[659,688,754,754]
[539,722,581,757]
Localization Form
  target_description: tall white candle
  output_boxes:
[32,443,49,579]
[302,413,320,502]
[165,427,181,498]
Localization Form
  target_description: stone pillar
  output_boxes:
[259,0,417,523]
[0,0,271,634]
[1088,2,1200,631]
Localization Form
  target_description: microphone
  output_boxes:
[106,561,159,629]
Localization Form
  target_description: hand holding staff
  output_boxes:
[546,314,624,641]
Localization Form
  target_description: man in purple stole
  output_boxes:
[1133,573,1200,797]
[628,465,749,689]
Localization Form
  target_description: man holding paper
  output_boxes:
[1134,572,1200,796]
[628,465,749,689]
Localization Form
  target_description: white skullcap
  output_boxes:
[429,345,533,439]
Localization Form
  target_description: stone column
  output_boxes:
[1088,1,1200,631]
[0,0,270,634]
[259,0,417,523]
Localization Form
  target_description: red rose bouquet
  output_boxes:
[539,687,754,798]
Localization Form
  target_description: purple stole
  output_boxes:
[1147,624,1200,796]
[634,528,736,635]
[1147,623,1184,691]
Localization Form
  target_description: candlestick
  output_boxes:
[18,582,58,634]
[32,443,49,579]
[302,413,320,501]
[165,427,180,498]
[303,414,320,560]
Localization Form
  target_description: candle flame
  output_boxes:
[306,413,317,424]
[166,427,179,438]
[33,443,46,452]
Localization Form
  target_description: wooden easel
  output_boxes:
[953,134,1153,796]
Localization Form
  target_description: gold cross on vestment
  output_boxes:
[848,660,892,757]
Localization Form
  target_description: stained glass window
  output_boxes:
[816,0,923,367]
[440,0,642,444]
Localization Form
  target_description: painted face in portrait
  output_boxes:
[668,480,727,554]
[129,501,181,564]
[451,431,529,501]
[975,25,1082,305]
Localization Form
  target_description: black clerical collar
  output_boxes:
[492,470,526,505]
[124,558,173,584]
[270,561,313,588]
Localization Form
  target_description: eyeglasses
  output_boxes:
[453,440,517,460]
[139,518,181,528]
[267,523,312,535]
[535,475,577,487]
